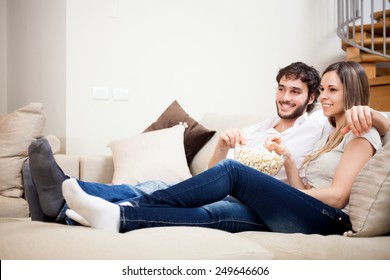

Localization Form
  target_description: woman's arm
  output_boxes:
[302,137,375,209]
[283,154,308,189]
[265,136,308,189]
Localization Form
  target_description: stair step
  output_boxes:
[369,75,390,86]
[342,37,390,52]
[348,21,390,36]
[372,9,390,22]
[346,46,390,62]
[377,67,390,76]
[369,75,390,111]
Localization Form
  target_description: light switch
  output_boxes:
[112,88,129,101]
[92,87,109,100]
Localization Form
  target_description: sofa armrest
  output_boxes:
[79,155,114,184]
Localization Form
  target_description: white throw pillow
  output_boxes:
[108,124,192,185]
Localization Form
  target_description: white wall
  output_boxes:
[6,0,66,148]
[4,0,345,156]
[66,0,345,156]
[0,0,6,115]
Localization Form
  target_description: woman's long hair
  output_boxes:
[303,61,370,165]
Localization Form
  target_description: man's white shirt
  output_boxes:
[227,110,333,183]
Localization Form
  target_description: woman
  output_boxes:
[62,61,383,235]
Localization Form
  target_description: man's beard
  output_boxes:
[276,100,309,120]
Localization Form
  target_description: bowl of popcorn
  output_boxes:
[234,145,286,176]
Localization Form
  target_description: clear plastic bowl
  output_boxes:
[234,145,286,176]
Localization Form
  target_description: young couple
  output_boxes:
[27,61,389,235]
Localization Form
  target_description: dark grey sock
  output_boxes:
[28,138,67,217]
[22,159,45,221]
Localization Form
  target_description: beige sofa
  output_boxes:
[1,104,389,260]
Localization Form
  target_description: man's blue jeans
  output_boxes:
[119,159,352,235]
[57,178,266,232]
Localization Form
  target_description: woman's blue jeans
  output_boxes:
[57,178,266,232]
[119,159,352,235]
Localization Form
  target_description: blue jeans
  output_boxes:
[57,178,266,232]
[119,159,352,235]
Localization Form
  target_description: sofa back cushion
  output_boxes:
[0,103,46,198]
[348,112,390,236]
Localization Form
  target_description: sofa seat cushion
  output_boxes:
[0,218,275,260]
[237,231,390,260]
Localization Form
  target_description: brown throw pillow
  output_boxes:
[143,100,216,165]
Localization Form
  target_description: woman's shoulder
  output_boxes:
[344,127,382,152]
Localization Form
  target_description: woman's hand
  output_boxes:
[264,136,307,189]
[263,136,290,158]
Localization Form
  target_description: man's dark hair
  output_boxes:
[276,62,321,113]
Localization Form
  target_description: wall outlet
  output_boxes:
[112,88,129,101]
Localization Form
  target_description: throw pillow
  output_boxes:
[143,100,216,165]
[0,103,46,197]
[109,124,192,185]
[349,119,390,237]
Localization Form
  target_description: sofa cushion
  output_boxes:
[144,100,216,165]
[0,218,275,260]
[349,114,390,237]
[109,124,192,185]
[237,231,390,259]
[0,103,46,198]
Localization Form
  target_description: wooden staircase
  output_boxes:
[339,6,390,111]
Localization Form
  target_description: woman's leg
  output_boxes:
[64,159,350,234]
[128,159,351,235]
[63,178,267,233]
[119,196,267,233]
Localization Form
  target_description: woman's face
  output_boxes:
[319,71,345,120]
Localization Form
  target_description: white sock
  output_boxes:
[65,209,91,227]
[62,178,120,233]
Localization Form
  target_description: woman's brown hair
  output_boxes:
[303,61,370,165]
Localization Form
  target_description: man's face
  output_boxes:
[275,77,313,120]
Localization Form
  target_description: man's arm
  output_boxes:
[207,128,246,169]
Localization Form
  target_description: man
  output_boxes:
[27,62,389,232]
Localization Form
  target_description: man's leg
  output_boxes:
[28,139,67,217]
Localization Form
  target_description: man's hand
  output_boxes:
[217,128,247,150]
[208,128,247,169]
[342,105,373,136]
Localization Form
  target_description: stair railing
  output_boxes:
[337,0,389,59]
